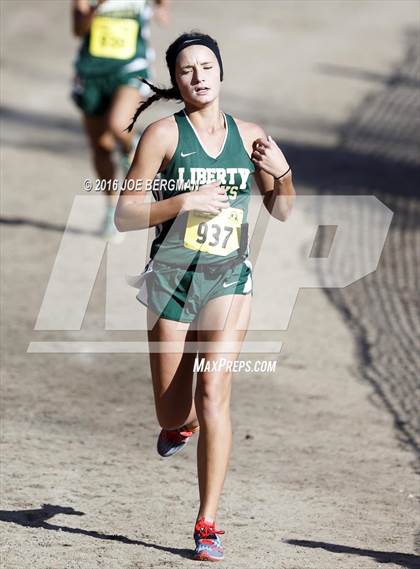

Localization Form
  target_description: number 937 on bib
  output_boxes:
[184,207,244,256]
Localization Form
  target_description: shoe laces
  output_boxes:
[194,517,225,539]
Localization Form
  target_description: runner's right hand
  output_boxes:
[181,181,230,215]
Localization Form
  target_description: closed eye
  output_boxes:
[180,62,214,73]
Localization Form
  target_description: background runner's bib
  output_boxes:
[75,0,152,77]
[89,17,139,60]
[184,207,243,256]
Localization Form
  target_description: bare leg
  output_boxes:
[195,293,252,522]
[147,309,199,431]
[83,114,117,207]
[108,85,144,155]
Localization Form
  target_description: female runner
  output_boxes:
[71,0,170,240]
[115,32,295,561]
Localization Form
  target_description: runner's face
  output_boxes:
[175,45,221,106]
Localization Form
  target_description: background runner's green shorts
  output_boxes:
[137,258,253,323]
[71,68,150,116]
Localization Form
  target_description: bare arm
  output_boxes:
[115,120,185,231]
[72,0,101,37]
[238,121,296,221]
[254,168,295,222]
[153,0,171,25]
[114,119,229,232]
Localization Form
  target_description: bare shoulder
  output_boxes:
[141,114,177,143]
[231,116,267,155]
[234,117,266,138]
[137,114,178,165]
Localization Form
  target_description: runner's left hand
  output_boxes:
[251,136,290,179]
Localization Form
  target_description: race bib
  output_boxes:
[89,17,139,60]
[184,207,243,256]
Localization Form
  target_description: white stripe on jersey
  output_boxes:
[120,57,149,73]
[151,183,163,239]
[95,0,148,16]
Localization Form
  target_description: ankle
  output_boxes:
[196,514,215,524]
[185,420,200,433]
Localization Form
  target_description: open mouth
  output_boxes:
[194,86,210,94]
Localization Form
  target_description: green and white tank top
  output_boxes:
[150,109,255,267]
[75,0,152,77]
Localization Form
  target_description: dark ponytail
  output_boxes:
[126,78,181,132]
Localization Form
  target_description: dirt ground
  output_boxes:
[1,2,419,568]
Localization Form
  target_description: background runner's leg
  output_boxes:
[108,85,144,157]
[83,114,115,183]
[83,113,121,238]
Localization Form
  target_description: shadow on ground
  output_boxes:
[0,216,100,237]
[285,538,420,569]
[0,504,193,560]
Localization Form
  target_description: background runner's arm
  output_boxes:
[115,121,186,232]
[72,0,102,37]
[153,0,171,26]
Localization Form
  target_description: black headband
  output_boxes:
[166,36,224,90]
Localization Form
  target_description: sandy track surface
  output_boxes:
[1,2,419,568]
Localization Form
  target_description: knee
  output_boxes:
[93,138,114,156]
[108,115,129,142]
[196,375,231,420]
[90,136,114,160]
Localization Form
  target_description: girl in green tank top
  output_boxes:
[150,108,255,267]
[116,31,295,562]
